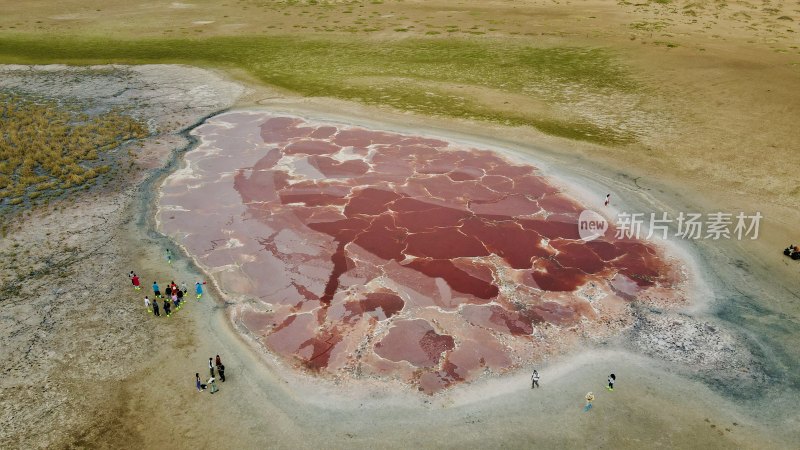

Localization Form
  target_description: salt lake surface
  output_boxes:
[157,111,687,393]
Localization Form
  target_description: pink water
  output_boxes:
[157,112,683,393]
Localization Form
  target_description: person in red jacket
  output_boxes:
[131,273,141,290]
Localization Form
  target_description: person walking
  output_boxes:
[166,248,172,264]
[153,300,160,317]
[607,373,616,391]
[172,291,179,310]
[208,377,218,394]
[209,358,215,378]
[144,296,151,313]
[584,392,594,412]
[163,299,171,317]
[604,193,611,207]
[176,288,184,306]
[165,284,172,300]
[153,281,161,299]
[195,281,204,299]
[181,282,188,294]
[196,373,205,392]
[531,369,540,389]
[218,364,225,382]
[215,355,222,367]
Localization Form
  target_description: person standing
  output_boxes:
[195,281,204,299]
[131,273,140,290]
[163,299,171,317]
[181,282,188,294]
[153,300,160,317]
[196,373,204,392]
[165,284,172,300]
[176,288,184,306]
[153,281,161,299]
[584,392,594,412]
[172,291,179,310]
[607,373,616,391]
[218,364,225,382]
[604,193,611,207]
[144,296,151,313]
[215,355,222,367]
[209,358,215,378]
[208,377,218,394]
[531,369,540,389]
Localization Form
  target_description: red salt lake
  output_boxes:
[157,112,683,393]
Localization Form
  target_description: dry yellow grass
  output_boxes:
[0,92,148,213]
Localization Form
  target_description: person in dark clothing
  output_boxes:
[163,299,171,316]
[176,288,184,305]
[215,355,222,367]
[607,373,616,391]
[153,301,160,317]
[218,364,225,382]
[196,373,206,392]
[165,284,172,299]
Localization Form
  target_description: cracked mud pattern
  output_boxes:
[158,112,685,393]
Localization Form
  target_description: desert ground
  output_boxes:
[1,1,799,449]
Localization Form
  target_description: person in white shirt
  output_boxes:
[531,369,540,389]
[144,296,151,312]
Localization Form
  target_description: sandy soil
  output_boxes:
[0,64,243,448]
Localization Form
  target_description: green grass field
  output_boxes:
[0,34,636,145]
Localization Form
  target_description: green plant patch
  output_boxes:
[0,34,638,145]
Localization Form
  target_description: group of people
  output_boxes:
[531,369,617,412]
[130,270,206,317]
[196,354,226,394]
[145,279,189,317]
[783,244,800,260]
[584,374,616,412]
